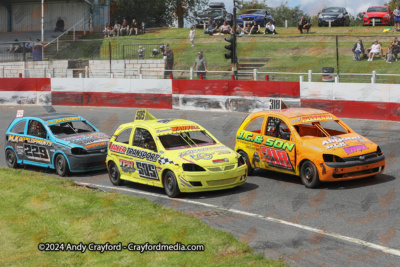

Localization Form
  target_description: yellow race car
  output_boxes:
[235,108,385,188]
[106,110,247,197]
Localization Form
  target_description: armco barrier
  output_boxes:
[300,82,400,121]
[0,78,51,105]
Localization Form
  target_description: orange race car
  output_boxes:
[235,108,385,188]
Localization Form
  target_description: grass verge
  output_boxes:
[0,167,286,266]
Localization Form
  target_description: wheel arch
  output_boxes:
[52,151,71,170]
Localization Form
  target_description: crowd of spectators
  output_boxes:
[104,19,146,37]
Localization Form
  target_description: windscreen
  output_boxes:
[158,131,216,150]
[322,7,343,13]
[243,9,264,15]
[294,120,349,138]
[49,121,96,136]
[367,7,388,12]
[204,9,223,16]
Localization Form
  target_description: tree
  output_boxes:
[352,12,364,27]
[270,2,304,27]
[167,0,207,28]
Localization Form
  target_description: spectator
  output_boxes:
[236,25,245,37]
[204,17,218,35]
[368,40,381,61]
[164,46,174,78]
[55,17,65,32]
[264,21,277,35]
[34,39,42,47]
[25,38,34,52]
[189,26,196,47]
[243,23,251,34]
[120,19,128,36]
[103,22,111,37]
[192,51,207,79]
[298,15,311,34]
[141,22,146,34]
[130,19,139,36]
[113,21,121,37]
[389,37,399,61]
[352,39,365,61]
[9,39,22,53]
[249,21,261,35]
[138,46,145,59]
[220,21,232,34]
[394,6,400,32]
[152,46,160,57]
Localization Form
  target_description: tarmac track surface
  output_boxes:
[1,105,400,266]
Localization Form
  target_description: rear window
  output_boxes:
[10,120,26,134]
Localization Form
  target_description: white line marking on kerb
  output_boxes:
[76,182,400,258]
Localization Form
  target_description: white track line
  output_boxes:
[76,181,400,257]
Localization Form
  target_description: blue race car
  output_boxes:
[5,110,110,176]
[237,9,275,27]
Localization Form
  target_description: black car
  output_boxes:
[318,7,350,26]
[196,2,233,28]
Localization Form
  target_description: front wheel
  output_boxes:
[300,160,320,188]
[55,154,69,177]
[108,161,124,186]
[5,149,19,168]
[238,151,254,176]
[163,170,180,198]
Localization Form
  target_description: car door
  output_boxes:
[258,116,296,173]
[6,119,28,161]
[127,127,161,186]
[24,119,52,166]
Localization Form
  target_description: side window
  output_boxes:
[115,128,132,144]
[27,120,47,138]
[265,117,291,140]
[132,128,157,152]
[10,120,26,134]
[244,116,265,134]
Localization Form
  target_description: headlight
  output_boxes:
[384,14,390,18]
[71,147,87,155]
[182,163,206,172]
[364,14,369,18]
[337,14,343,18]
[256,16,263,20]
[323,154,345,162]
[319,14,323,18]
[238,156,245,167]
[377,146,383,156]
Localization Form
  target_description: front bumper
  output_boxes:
[68,153,107,172]
[318,155,385,182]
[177,165,247,193]
[363,18,390,25]
[318,18,344,26]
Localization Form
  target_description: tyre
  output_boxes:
[300,160,320,188]
[318,23,322,27]
[5,149,19,169]
[238,151,254,176]
[55,154,69,177]
[108,161,124,186]
[163,170,180,198]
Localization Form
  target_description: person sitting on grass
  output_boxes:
[243,23,251,34]
[236,25,245,36]
[113,21,120,37]
[389,37,400,61]
[264,21,277,35]
[120,19,128,36]
[103,22,111,37]
[220,21,232,34]
[152,46,160,57]
[368,40,381,61]
[204,17,218,35]
[298,15,311,34]
[352,39,365,61]
[129,19,138,36]
[249,21,261,35]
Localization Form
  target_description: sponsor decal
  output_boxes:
[322,136,362,145]
[125,147,160,162]
[191,153,214,160]
[291,115,334,124]
[309,145,323,152]
[47,117,81,125]
[343,144,368,155]
[85,142,107,149]
[8,135,52,147]
[16,109,24,118]
[158,156,179,166]
[108,143,127,154]
[261,147,293,170]
[215,150,232,155]
[171,125,200,132]
[119,159,135,173]
[179,145,227,158]
[157,119,174,124]
[62,132,107,142]
[24,144,50,162]
[136,161,159,180]
[326,142,347,150]
[212,158,229,164]
[16,146,24,155]
[237,131,295,152]
[156,128,172,134]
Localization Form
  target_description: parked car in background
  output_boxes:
[318,7,350,26]
[363,6,394,26]
[236,9,275,27]
[195,2,233,28]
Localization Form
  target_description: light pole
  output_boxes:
[41,0,44,60]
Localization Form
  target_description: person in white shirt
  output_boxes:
[368,40,381,61]
[189,26,195,47]
[112,21,120,37]
[264,21,277,35]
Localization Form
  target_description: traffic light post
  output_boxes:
[224,1,242,79]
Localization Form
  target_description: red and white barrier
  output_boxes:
[0,78,51,105]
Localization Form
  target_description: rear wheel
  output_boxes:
[300,160,320,188]
[163,170,180,198]
[238,151,254,176]
[109,161,124,186]
[5,149,19,169]
[55,154,69,177]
